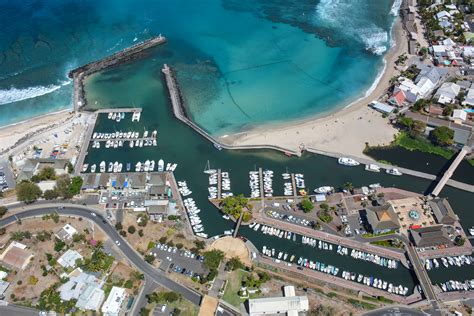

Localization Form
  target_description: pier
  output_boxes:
[431,145,472,196]
[74,113,98,175]
[70,36,167,111]
[95,108,142,114]
[259,168,264,207]
[291,173,297,199]
[217,169,222,200]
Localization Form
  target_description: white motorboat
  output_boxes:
[338,157,360,166]
[314,186,334,194]
[144,160,150,172]
[135,162,142,172]
[90,164,96,173]
[82,164,89,173]
[158,159,164,172]
[386,168,403,176]
[108,162,113,172]
[99,161,106,173]
[365,164,381,172]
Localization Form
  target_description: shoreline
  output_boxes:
[220,17,408,159]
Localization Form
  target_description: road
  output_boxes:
[0,204,202,307]
[363,305,429,316]
[0,304,38,316]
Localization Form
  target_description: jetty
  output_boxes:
[69,35,167,111]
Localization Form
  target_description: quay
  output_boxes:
[95,108,142,114]
[217,169,222,200]
[74,112,98,175]
[91,137,156,142]
[431,145,472,196]
[259,168,264,207]
[70,36,167,111]
[291,173,297,199]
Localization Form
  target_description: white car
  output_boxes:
[115,240,121,246]
[91,212,96,217]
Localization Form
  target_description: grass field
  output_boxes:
[394,132,454,159]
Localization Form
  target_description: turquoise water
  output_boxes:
[0,0,397,133]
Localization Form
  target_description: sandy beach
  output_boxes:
[221,18,408,159]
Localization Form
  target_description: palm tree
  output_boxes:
[343,182,354,193]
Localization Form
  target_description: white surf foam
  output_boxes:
[0,80,71,106]
[390,0,403,16]
[315,0,389,55]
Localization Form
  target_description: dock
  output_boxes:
[74,113,98,175]
[217,169,222,200]
[70,36,167,111]
[259,168,264,207]
[95,108,142,114]
[291,173,297,199]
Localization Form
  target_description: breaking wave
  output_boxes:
[0,81,71,105]
[315,0,390,55]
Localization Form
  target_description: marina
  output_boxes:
[78,52,474,301]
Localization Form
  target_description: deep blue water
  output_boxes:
[0,0,398,133]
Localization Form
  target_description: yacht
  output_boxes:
[113,161,119,173]
[213,143,222,151]
[149,160,155,171]
[135,162,142,172]
[117,163,123,173]
[107,112,113,119]
[338,157,360,166]
[469,227,474,236]
[158,159,164,172]
[82,164,89,173]
[90,164,96,173]
[386,168,403,176]
[365,164,381,172]
[314,186,334,194]
[144,160,150,172]
[107,162,113,172]
[99,161,106,173]
[126,163,131,172]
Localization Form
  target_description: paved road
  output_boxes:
[0,304,38,316]
[363,305,428,316]
[0,204,202,306]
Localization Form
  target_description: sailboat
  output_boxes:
[204,160,217,174]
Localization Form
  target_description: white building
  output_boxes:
[57,249,83,269]
[55,224,78,241]
[248,285,308,316]
[102,286,127,316]
[462,88,474,106]
[58,268,105,311]
[435,10,451,20]
[451,109,467,123]
[435,82,460,104]
[397,77,435,103]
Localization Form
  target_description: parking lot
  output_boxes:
[99,190,147,209]
[0,157,15,191]
[150,244,207,280]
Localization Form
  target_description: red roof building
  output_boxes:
[389,90,406,107]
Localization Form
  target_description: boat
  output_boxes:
[90,164,96,173]
[469,228,474,236]
[314,186,334,194]
[144,160,150,172]
[113,161,119,173]
[204,160,217,174]
[365,164,381,172]
[108,162,113,172]
[117,163,123,173]
[166,163,171,171]
[126,163,131,172]
[107,112,113,119]
[135,162,142,172]
[149,160,155,171]
[99,161,106,173]
[82,164,89,173]
[213,143,222,151]
[338,157,360,166]
[158,159,164,172]
[386,168,403,176]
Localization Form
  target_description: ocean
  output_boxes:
[0,0,399,132]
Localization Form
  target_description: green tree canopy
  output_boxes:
[300,198,314,213]
[226,256,244,271]
[55,174,73,199]
[203,249,225,270]
[220,194,250,219]
[69,176,83,195]
[430,126,454,146]
[16,181,42,203]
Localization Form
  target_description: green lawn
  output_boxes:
[394,132,454,160]
[223,269,251,307]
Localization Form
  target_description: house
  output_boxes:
[59,268,105,311]
[463,46,474,58]
[442,38,456,47]
[397,77,435,103]
[435,10,451,20]
[369,101,395,114]
[410,225,452,248]
[432,45,447,57]
[102,286,127,316]
[0,280,10,298]
[428,198,458,225]
[456,80,472,90]
[435,82,461,104]
[462,88,474,106]
[0,242,33,270]
[55,224,78,241]
[363,205,400,234]
[57,249,83,269]
[451,109,468,123]
[389,90,406,107]
[433,30,445,39]
[429,104,444,116]
[248,294,309,315]
[439,20,453,30]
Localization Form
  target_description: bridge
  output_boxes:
[431,145,472,196]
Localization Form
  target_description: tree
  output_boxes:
[38,167,56,181]
[226,257,244,271]
[127,225,136,234]
[0,206,7,218]
[343,182,354,193]
[300,198,314,213]
[115,223,123,230]
[16,181,42,203]
[412,99,428,112]
[54,238,66,252]
[442,104,454,116]
[203,250,225,270]
[55,174,73,199]
[69,176,83,195]
[430,126,454,146]
[66,162,74,174]
[43,190,59,200]
[409,120,426,138]
[220,194,250,219]
[144,254,155,264]
[397,116,414,129]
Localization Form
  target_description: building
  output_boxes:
[17,158,70,181]
[388,90,406,107]
[0,241,34,270]
[248,296,309,316]
[364,204,400,234]
[102,286,127,316]
[410,225,452,248]
[462,88,474,106]
[428,198,458,225]
[435,82,461,104]
[55,224,78,241]
[451,109,468,123]
[59,267,105,311]
[57,249,83,269]
[0,280,10,299]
